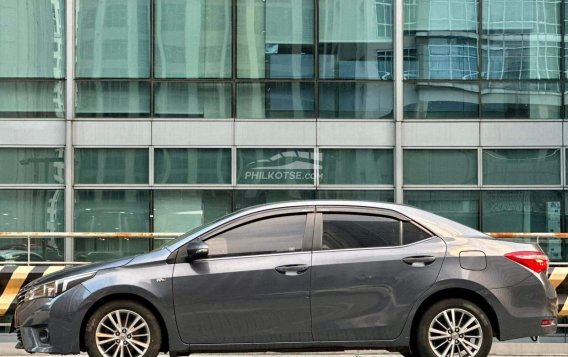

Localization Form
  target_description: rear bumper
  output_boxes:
[486,274,558,341]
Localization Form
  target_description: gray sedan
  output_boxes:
[14,201,558,357]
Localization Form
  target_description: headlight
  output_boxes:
[24,272,96,302]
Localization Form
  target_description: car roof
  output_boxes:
[165,200,489,252]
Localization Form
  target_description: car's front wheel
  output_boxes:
[414,298,493,357]
[85,300,162,357]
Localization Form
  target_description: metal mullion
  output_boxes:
[231,0,237,119]
[150,0,155,117]
[64,0,76,262]
[314,0,319,120]
[478,0,483,118]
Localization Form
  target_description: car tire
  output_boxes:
[414,298,492,357]
[85,300,162,357]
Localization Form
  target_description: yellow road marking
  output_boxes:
[0,266,34,316]
[548,267,568,289]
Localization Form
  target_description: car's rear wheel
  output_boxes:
[85,300,162,357]
[414,298,492,357]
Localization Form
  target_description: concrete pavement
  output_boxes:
[0,343,567,357]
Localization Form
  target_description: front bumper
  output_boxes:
[14,284,91,354]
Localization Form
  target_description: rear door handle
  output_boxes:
[275,264,309,276]
[402,256,436,267]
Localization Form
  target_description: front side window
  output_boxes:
[205,214,307,258]
[322,213,432,250]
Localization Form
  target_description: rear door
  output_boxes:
[310,206,446,341]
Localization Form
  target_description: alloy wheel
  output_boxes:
[95,309,151,357]
[427,308,483,357]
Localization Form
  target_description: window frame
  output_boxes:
[175,206,315,262]
[312,206,435,252]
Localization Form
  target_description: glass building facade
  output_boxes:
[1,0,568,265]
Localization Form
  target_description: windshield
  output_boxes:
[154,209,244,250]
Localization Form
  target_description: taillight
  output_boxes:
[505,251,549,273]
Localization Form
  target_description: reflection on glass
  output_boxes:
[404,0,478,80]
[482,190,561,232]
[74,190,150,261]
[320,149,393,185]
[317,190,394,202]
[319,0,393,79]
[319,82,393,119]
[0,81,65,118]
[75,149,149,184]
[404,149,477,185]
[481,81,561,119]
[76,81,150,117]
[76,0,150,78]
[154,190,232,233]
[404,82,479,118]
[0,148,64,184]
[482,0,561,80]
[234,190,315,210]
[237,148,316,185]
[154,148,231,184]
[404,190,480,229]
[483,149,561,185]
[154,82,231,118]
[237,82,315,118]
[155,0,231,78]
[237,0,314,78]
[0,190,64,232]
[0,0,65,78]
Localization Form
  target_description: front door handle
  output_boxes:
[275,264,309,276]
[402,255,436,267]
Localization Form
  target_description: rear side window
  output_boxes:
[205,214,307,258]
[322,213,432,250]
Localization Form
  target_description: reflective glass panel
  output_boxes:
[0,0,65,78]
[319,0,393,79]
[155,0,231,78]
[153,190,232,233]
[75,81,150,117]
[0,148,64,184]
[319,82,393,119]
[481,81,561,119]
[74,190,150,261]
[75,149,149,184]
[482,0,561,80]
[482,190,561,232]
[404,190,480,229]
[404,0,478,80]
[237,149,315,185]
[0,190,64,232]
[404,82,479,119]
[154,148,231,184]
[76,0,150,78]
[404,149,477,185]
[0,81,65,118]
[316,190,394,202]
[237,0,314,78]
[236,83,315,118]
[234,190,315,210]
[320,149,394,185]
[154,82,231,118]
[483,149,560,185]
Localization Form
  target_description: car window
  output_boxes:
[403,221,434,245]
[205,214,307,258]
[322,213,433,250]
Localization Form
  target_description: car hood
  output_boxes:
[26,256,135,287]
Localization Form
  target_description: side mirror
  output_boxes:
[186,240,208,262]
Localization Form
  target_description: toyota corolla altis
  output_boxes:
[14,201,557,357]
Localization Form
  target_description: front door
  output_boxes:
[310,208,446,341]
[173,210,314,344]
